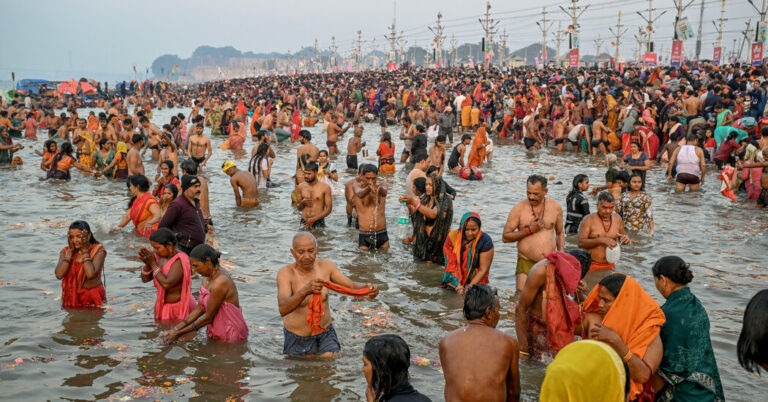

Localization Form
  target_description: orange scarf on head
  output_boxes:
[307,281,372,335]
[583,275,666,400]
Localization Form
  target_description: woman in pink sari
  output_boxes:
[223,120,246,150]
[23,112,38,139]
[139,228,196,322]
[162,244,248,343]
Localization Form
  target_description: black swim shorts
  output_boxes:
[524,137,537,149]
[358,230,389,249]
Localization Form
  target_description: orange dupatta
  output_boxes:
[307,281,372,335]
[467,127,488,168]
[130,192,159,238]
[582,275,666,400]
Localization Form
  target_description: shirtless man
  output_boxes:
[428,134,447,176]
[260,107,277,137]
[158,133,179,178]
[346,121,365,170]
[277,232,378,357]
[326,114,350,156]
[439,285,520,402]
[502,175,564,291]
[578,192,630,272]
[515,249,591,358]
[683,89,702,118]
[276,104,293,139]
[296,161,333,229]
[186,123,212,170]
[345,166,364,228]
[553,114,568,151]
[399,116,416,162]
[447,134,472,173]
[222,160,259,207]
[119,118,136,144]
[95,118,116,145]
[523,115,545,151]
[139,116,162,160]
[127,134,146,176]
[296,130,319,167]
[405,151,429,197]
[189,100,201,121]
[353,164,389,250]
[591,114,611,156]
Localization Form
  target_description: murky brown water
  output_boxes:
[1,107,766,401]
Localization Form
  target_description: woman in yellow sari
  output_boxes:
[77,130,96,168]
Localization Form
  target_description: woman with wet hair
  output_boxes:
[652,256,724,401]
[737,289,768,375]
[162,244,248,343]
[362,334,431,402]
[55,221,106,308]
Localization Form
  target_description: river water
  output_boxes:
[1,107,766,401]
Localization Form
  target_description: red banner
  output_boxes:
[569,49,579,69]
[644,52,657,66]
[752,42,764,66]
[670,40,683,67]
[713,47,722,65]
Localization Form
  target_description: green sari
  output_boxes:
[657,287,724,402]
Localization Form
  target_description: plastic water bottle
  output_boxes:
[397,202,411,239]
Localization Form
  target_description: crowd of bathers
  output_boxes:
[3,62,768,401]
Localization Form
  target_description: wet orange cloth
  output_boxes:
[87,115,99,131]
[61,244,106,308]
[467,127,488,168]
[307,281,372,335]
[583,275,666,400]
[589,261,616,272]
[130,191,159,238]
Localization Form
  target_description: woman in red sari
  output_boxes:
[139,228,197,322]
[55,221,106,308]
[112,175,161,238]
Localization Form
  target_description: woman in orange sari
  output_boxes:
[112,174,161,238]
[583,273,666,401]
[467,123,488,168]
[376,132,396,173]
[55,221,106,308]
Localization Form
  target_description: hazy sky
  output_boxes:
[0,0,758,81]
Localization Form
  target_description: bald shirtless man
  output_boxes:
[297,161,333,229]
[353,164,389,250]
[187,123,211,170]
[578,191,630,272]
[502,175,564,291]
[326,114,350,155]
[439,285,520,402]
[127,134,145,176]
[277,232,378,357]
[222,160,259,207]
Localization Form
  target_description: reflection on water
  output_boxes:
[0,107,767,401]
